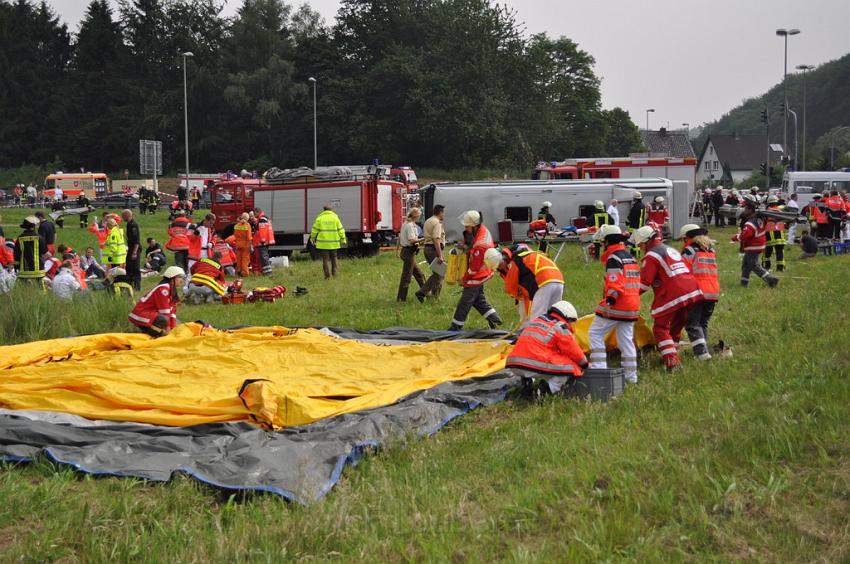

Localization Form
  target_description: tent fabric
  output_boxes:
[0,324,512,429]
[0,371,520,504]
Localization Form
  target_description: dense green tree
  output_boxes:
[600,107,643,157]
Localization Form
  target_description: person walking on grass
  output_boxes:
[416,204,446,302]
[311,202,346,280]
[679,224,721,361]
[396,207,425,302]
[731,195,779,288]
[448,210,502,331]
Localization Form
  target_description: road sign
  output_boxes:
[139,140,163,175]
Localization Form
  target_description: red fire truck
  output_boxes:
[533,156,696,192]
[210,168,409,256]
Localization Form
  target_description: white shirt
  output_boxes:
[785,199,799,210]
[54,186,63,200]
[26,186,37,197]
[52,268,81,300]
[607,204,620,226]
[399,221,420,247]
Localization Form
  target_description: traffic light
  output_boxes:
[760,108,769,124]
[760,162,768,176]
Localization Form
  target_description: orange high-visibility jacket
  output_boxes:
[506,312,588,376]
[501,248,564,305]
[233,222,252,250]
[594,242,641,320]
[461,224,495,287]
[252,215,275,246]
[681,241,720,301]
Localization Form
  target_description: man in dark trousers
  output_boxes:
[711,188,726,227]
[76,193,90,227]
[122,209,142,290]
[34,211,56,254]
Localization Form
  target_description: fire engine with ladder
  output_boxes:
[210,165,415,256]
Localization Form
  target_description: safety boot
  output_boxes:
[765,275,779,288]
[486,313,503,329]
[762,260,771,270]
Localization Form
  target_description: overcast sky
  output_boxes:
[51,0,850,129]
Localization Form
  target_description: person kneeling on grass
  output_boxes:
[185,252,227,305]
[798,230,818,260]
[505,300,588,382]
[128,266,185,337]
[50,261,82,300]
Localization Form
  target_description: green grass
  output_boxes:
[1,207,849,560]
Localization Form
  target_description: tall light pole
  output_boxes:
[645,108,655,133]
[308,77,317,169]
[776,28,800,159]
[788,108,798,170]
[182,51,194,192]
[796,64,813,171]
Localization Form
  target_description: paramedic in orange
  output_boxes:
[232,213,252,277]
[484,245,564,327]
[505,301,588,377]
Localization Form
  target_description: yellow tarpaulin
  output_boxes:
[0,324,512,429]
[572,315,656,352]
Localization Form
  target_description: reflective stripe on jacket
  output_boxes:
[682,242,720,301]
[190,258,226,295]
[461,224,495,287]
[595,243,641,320]
[103,226,127,266]
[740,217,767,252]
[128,282,177,329]
[501,249,564,304]
[253,217,275,246]
[311,210,346,250]
[13,232,45,278]
[506,313,588,376]
[640,242,703,318]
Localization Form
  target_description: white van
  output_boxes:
[780,171,850,207]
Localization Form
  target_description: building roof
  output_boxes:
[639,128,695,158]
[699,134,783,170]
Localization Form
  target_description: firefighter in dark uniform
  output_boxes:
[763,195,787,272]
[76,193,90,227]
[13,215,47,285]
[626,191,646,256]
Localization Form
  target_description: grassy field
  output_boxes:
[0,206,849,561]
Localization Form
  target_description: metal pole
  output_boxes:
[788,109,798,169]
[182,52,193,192]
[309,77,317,169]
[783,34,788,157]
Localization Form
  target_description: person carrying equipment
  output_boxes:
[232,213,253,277]
[186,252,227,304]
[587,225,640,384]
[679,224,721,360]
[128,266,185,337]
[763,195,787,272]
[505,300,588,377]
[310,202,346,279]
[537,201,557,228]
[630,225,704,372]
[448,210,502,331]
[13,215,47,285]
[484,245,564,327]
[732,196,779,288]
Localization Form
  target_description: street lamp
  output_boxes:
[788,108,798,170]
[182,51,194,193]
[830,126,850,169]
[645,108,655,133]
[776,28,800,158]
[796,64,813,170]
[308,77,317,170]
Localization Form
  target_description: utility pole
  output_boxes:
[796,64,813,171]
[776,29,800,159]
[308,77,317,170]
[182,52,194,192]
[761,107,770,191]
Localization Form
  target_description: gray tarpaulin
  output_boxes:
[0,328,520,504]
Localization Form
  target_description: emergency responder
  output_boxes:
[233,212,253,277]
[144,238,167,273]
[630,225,704,371]
[211,236,236,276]
[826,190,846,240]
[538,201,557,228]
[591,200,611,228]
[763,195,786,272]
[128,266,185,337]
[186,252,227,304]
[103,217,127,269]
[416,204,446,302]
[165,212,192,273]
[448,210,502,331]
[505,300,588,378]
[484,244,564,326]
[396,207,425,302]
[647,196,670,232]
[679,224,721,360]
[13,215,47,285]
[712,187,726,227]
[310,202,346,279]
[732,195,779,287]
[138,186,148,215]
[702,188,713,225]
[252,208,274,275]
[122,209,142,290]
[76,193,90,227]
[34,211,56,255]
[805,194,829,240]
[587,224,640,384]
[626,191,646,231]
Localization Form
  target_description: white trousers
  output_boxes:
[588,315,638,381]
[519,282,564,326]
[786,223,797,245]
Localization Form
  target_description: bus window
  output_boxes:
[505,206,532,222]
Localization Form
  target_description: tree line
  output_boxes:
[0,0,643,176]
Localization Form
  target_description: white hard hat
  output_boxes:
[162,266,186,279]
[549,300,578,322]
[766,194,779,204]
[731,189,739,196]
[632,191,643,200]
[460,210,481,227]
[628,225,658,245]
[654,196,664,203]
[594,200,604,210]
[483,247,503,269]
[542,201,553,208]
[594,224,622,241]
[678,223,702,239]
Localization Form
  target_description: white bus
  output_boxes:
[780,171,850,207]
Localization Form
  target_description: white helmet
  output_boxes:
[628,225,658,245]
[162,266,186,279]
[594,200,604,210]
[549,300,578,322]
[483,247,503,269]
[460,210,481,227]
[542,201,553,208]
[654,196,664,203]
[594,224,622,241]
[632,191,643,200]
[731,189,739,196]
[678,223,702,239]
[766,194,779,204]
